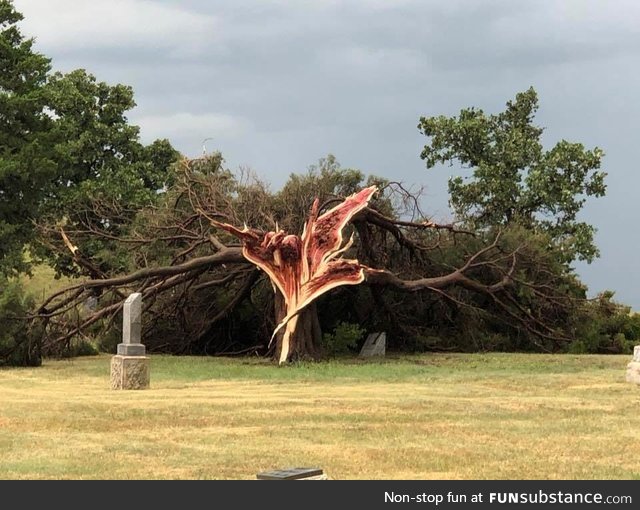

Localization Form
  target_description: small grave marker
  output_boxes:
[359,332,386,358]
[256,468,326,480]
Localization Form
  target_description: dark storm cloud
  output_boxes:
[13,0,640,307]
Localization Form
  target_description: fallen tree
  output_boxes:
[26,154,583,364]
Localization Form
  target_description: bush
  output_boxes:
[0,279,42,366]
[321,321,365,357]
[63,338,100,358]
[569,292,639,354]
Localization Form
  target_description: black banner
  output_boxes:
[4,480,639,509]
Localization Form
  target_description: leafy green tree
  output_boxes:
[0,1,179,277]
[0,0,52,274]
[33,69,179,277]
[418,87,606,263]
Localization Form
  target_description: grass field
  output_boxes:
[1,353,639,480]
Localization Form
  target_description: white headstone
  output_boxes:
[626,345,640,385]
[359,332,386,357]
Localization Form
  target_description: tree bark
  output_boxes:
[273,291,322,363]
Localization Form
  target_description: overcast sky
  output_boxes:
[13,0,640,308]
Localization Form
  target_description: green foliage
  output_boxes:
[0,278,41,366]
[0,0,52,275]
[273,154,366,233]
[419,87,606,263]
[32,69,180,277]
[41,70,177,202]
[69,339,99,357]
[52,336,100,358]
[569,292,639,354]
[321,321,365,357]
[0,1,180,278]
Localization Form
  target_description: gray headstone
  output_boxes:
[83,295,97,312]
[359,332,386,358]
[634,345,640,362]
[117,293,145,356]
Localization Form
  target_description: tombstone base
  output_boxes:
[296,474,329,480]
[626,361,640,385]
[117,343,146,356]
[111,355,150,390]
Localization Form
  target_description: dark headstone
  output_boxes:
[256,467,324,480]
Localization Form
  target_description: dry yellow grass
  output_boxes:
[1,353,639,479]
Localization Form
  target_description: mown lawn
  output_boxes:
[0,353,639,479]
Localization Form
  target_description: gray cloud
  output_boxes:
[13,0,640,307]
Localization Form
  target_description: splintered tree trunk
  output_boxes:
[212,187,377,364]
[274,291,322,362]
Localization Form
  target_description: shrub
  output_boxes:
[569,292,639,354]
[321,321,365,357]
[63,338,100,358]
[0,279,42,366]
